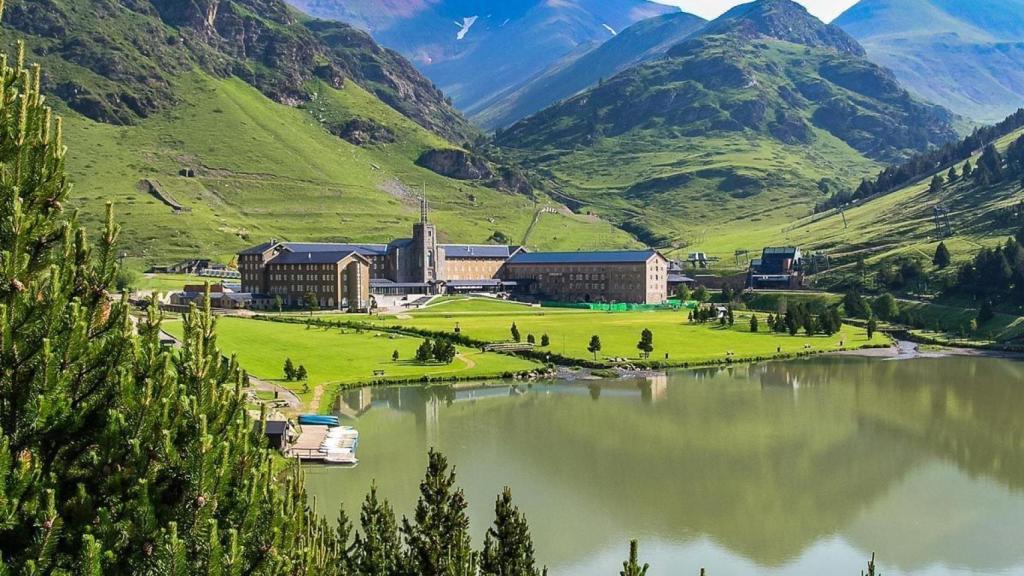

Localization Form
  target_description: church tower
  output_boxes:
[411,193,438,284]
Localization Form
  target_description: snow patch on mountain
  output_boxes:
[602,23,617,35]
[456,16,478,40]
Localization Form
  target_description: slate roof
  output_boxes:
[240,241,388,257]
[239,241,279,255]
[507,250,659,265]
[268,250,359,265]
[667,274,695,283]
[441,244,516,259]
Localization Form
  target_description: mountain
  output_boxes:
[3,0,637,265]
[284,0,677,118]
[495,0,959,254]
[474,10,707,130]
[834,0,1024,124]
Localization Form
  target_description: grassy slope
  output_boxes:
[760,128,1024,280]
[528,129,877,260]
[61,71,637,268]
[351,298,881,366]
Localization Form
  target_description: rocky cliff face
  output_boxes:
[3,0,474,141]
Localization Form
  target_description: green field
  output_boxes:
[352,298,882,365]
[161,316,541,411]
[61,72,638,268]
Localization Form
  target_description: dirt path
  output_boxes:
[457,354,476,370]
[248,377,301,409]
[309,385,325,413]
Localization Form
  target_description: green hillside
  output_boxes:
[60,72,637,265]
[5,0,638,266]
[496,0,959,253]
[757,127,1024,285]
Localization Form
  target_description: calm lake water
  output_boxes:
[303,356,1024,575]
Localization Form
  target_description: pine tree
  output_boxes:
[0,28,348,573]
[750,314,759,333]
[947,165,958,182]
[933,241,951,269]
[619,541,649,576]
[867,317,878,340]
[284,357,296,380]
[540,334,550,347]
[928,174,944,194]
[402,449,474,576]
[416,339,435,363]
[480,488,539,576]
[510,323,521,343]
[962,159,973,179]
[588,335,602,360]
[353,484,406,576]
[636,329,654,359]
[296,364,309,381]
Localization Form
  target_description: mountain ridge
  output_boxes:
[834,0,1024,123]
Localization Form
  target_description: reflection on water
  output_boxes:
[304,357,1024,575]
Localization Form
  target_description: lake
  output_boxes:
[303,356,1024,575]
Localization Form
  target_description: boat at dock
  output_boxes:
[287,423,359,465]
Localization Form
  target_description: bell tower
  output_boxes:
[411,192,438,284]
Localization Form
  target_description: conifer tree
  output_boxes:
[750,314,759,333]
[353,484,406,576]
[402,449,474,576]
[510,323,521,343]
[933,242,951,269]
[480,488,540,576]
[0,25,347,573]
[619,541,649,576]
[285,357,297,380]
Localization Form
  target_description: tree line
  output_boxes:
[816,108,1024,212]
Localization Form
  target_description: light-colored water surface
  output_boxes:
[304,356,1024,575]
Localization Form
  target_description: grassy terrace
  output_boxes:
[161,316,541,412]
[336,297,884,366]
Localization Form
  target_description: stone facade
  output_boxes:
[503,250,669,304]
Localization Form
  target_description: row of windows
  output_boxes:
[269,273,345,282]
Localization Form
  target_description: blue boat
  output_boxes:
[298,414,340,427]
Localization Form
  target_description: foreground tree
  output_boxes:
[480,488,541,576]
[0,30,344,573]
[588,335,602,360]
[619,541,649,576]
[353,484,406,576]
[933,241,951,269]
[402,450,475,576]
[636,329,654,359]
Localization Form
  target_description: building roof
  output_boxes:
[240,241,388,257]
[762,247,800,257]
[441,244,516,259]
[268,250,360,265]
[370,279,431,288]
[444,279,517,287]
[507,250,660,265]
[239,241,279,255]
[667,274,695,283]
[262,421,289,435]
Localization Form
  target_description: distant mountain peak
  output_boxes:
[699,0,866,56]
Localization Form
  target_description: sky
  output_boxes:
[652,0,860,23]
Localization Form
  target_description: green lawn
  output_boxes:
[161,316,541,411]
[134,273,206,295]
[354,298,882,366]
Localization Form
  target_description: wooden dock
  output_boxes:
[286,424,358,464]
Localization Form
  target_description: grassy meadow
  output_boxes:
[161,316,541,412]
[350,297,883,366]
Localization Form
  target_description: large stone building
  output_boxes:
[502,250,670,304]
[238,198,520,307]
[238,243,371,310]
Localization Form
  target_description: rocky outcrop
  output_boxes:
[3,0,474,142]
[416,149,493,181]
[333,118,396,146]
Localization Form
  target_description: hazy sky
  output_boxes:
[652,0,859,23]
